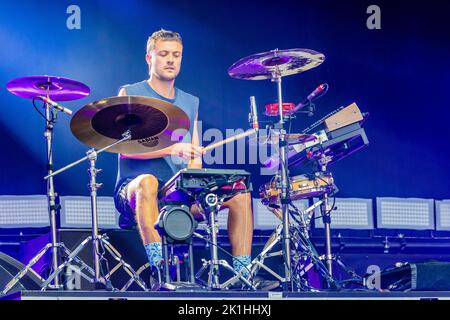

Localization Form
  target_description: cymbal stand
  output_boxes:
[270,57,292,291]
[2,95,65,295]
[40,130,147,290]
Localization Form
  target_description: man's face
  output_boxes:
[147,39,183,81]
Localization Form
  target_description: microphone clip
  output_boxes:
[308,103,316,117]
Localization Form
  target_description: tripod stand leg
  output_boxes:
[248,225,283,279]
[2,243,52,295]
[296,233,339,290]
[195,261,208,285]
[217,260,256,290]
[101,236,148,291]
[41,236,93,290]
[121,263,150,291]
[60,243,96,277]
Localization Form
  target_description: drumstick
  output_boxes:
[203,129,257,153]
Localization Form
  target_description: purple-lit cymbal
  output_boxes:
[228,48,325,80]
[70,96,190,154]
[6,75,90,101]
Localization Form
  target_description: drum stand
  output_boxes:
[269,63,293,290]
[321,193,334,276]
[3,99,68,294]
[316,155,335,277]
[40,131,147,291]
[194,193,256,290]
[259,75,342,289]
[242,198,338,291]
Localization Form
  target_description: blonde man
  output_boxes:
[113,29,253,281]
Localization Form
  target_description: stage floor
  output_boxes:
[3,290,450,300]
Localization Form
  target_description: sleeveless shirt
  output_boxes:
[114,80,199,193]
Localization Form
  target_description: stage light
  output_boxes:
[0,195,49,228]
[376,197,434,230]
[60,196,119,229]
[435,200,450,231]
[314,198,374,230]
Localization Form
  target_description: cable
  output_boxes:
[312,195,337,221]
[32,97,47,121]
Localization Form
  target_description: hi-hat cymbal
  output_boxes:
[228,48,325,80]
[6,75,90,101]
[70,96,190,154]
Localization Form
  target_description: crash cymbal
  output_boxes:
[70,96,190,154]
[250,131,317,146]
[228,48,325,80]
[6,75,90,101]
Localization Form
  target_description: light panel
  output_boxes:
[60,196,119,229]
[0,195,49,228]
[376,197,434,230]
[435,200,450,231]
[314,198,373,229]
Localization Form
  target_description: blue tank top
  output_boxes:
[114,80,199,192]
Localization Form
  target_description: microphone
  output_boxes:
[249,96,259,130]
[293,83,329,112]
[39,96,73,115]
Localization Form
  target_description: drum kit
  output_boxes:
[2,47,367,294]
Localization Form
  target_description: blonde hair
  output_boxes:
[146,28,183,54]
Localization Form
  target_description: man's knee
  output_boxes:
[136,174,159,196]
[225,192,253,217]
[128,174,159,200]
[228,192,252,207]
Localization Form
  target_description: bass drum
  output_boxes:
[260,174,334,206]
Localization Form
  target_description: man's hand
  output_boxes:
[171,143,204,161]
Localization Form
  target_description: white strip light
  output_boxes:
[0,195,49,228]
[376,197,434,230]
[60,196,119,229]
[314,198,373,229]
[436,200,450,231]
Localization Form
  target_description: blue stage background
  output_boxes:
[0,0,449,200]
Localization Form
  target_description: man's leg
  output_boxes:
[125,174,162,268]
[222,192,253,276]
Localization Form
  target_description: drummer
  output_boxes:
[113,29,253,280]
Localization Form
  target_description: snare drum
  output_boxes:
[260,174,334,206]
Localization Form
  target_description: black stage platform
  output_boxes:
[3,290,450,300]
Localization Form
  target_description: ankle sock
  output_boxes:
[232,255,251,277]
[144,242,163,268]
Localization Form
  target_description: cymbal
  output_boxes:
[6,75,90,101]
[228,48,325,80]
[250,132,317,146]
[70,96,190,154]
